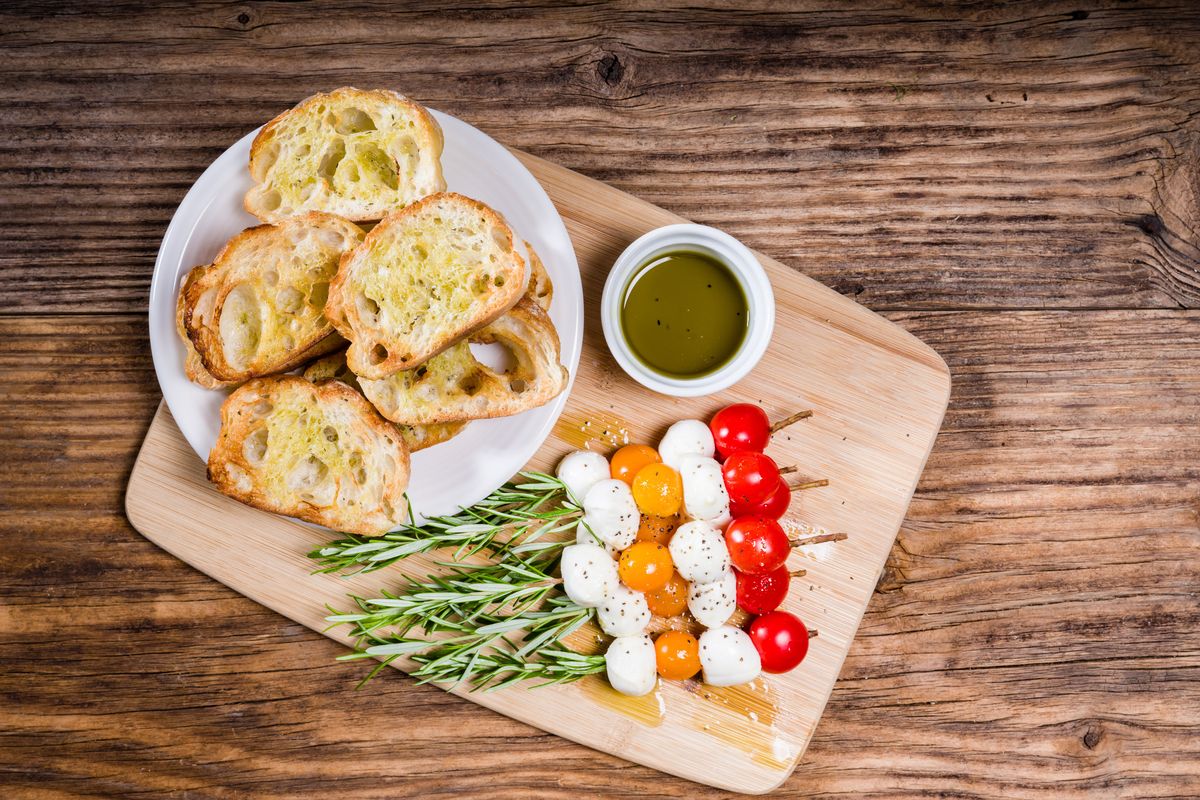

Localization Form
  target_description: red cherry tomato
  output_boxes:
[748,611,809,673]
[730,478,791,519]
[735,565,792,614]
[724,516,790,574]
[722,452,782,505]
[729,566,796,618]
[710,403,771,459]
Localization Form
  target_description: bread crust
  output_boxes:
[359,297,569,426]
[178,212,362,384]
[524,240,553,312]
[325,192,529,379]
[245,87,445,223]
[207,375,410,535]
[177,267,237,389]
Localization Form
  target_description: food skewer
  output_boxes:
[770,409,813,432]
[710,403,815,458]
[789,532,849,547]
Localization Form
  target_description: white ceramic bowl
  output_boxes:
[601,223,775,397]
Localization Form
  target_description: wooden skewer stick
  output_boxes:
[775,467,829,491]
[770,409,813,434]
[789,532,849,547]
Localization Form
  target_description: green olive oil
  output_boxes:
[619,250,748,378]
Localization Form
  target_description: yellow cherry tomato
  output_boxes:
[654,630,701,680]
[630,463,683,516]
[636,513,679,545]
[617,541,674,592]
[610,444,661,486]
[645,571,688,618]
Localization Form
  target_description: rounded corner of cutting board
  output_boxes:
[124,401,168,533]
[900,328,953,418]
[906,331,953,405]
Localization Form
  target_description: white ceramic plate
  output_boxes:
[148,109,582,521]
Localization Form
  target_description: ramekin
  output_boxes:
[600,223,775,397]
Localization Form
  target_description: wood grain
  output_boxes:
[3,310,1198,798]
[1,1,1199,313]
[2,1,1199,797]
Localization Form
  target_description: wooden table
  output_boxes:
[2,3,1198,797]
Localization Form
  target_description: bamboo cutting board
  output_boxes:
[125,152,950,795]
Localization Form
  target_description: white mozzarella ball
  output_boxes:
[698,625,762,687]
[597,583,652,637]
[556,450,610,505]
[680,455,730,522]
[605,635,657,696]
[582,479,639,552]
[581,513,636,554]
[658,419,715,470]
[687,567,737,628]
[668,520,730,585]
[701,506,732,531]
[559,542,619,608]
[576,524,620,558]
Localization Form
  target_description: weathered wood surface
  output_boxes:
[2,1,1199,798]
[2,1,1200,312]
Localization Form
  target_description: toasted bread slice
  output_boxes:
[207,375,409,535]
[358,298,568,426]
[245,88,445,223]
[524,241,553,312]
[302,351,467,452]
[325,192,529,379]
[301,350,363,390]
[178,213,363,384]
[177,268,236,389]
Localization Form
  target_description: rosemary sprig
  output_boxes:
[327,557,566,639]
[309,471,581,575]
[322,472,605,690]
[340,598,601,690]
[325,536,598,690]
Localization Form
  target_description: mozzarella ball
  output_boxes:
[680,455,730,523]
[698,625,762,687]
[576,524,620,558]
[605,635,657,696]
[658,419,715,470]
[560,542,619,608]
[582,479,639,552]
[701,507,732,531]
[687,567,737,628]
[598,583,652,637]
[668,520,730,585]
[556,450,610,505]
